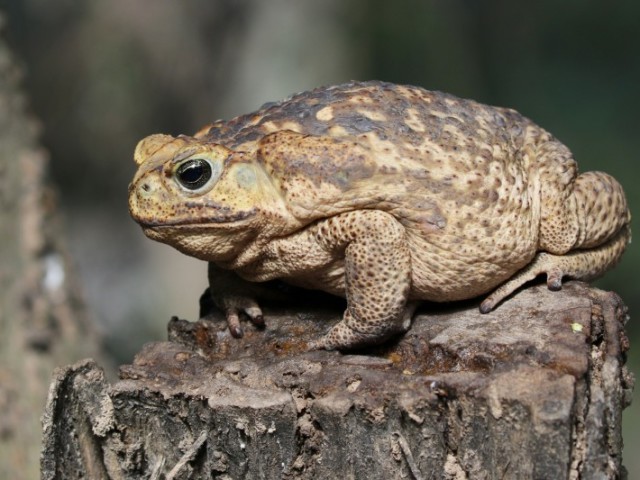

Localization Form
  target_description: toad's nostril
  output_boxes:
[138,182,154,199]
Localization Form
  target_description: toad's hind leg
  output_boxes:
[482,169,630,312]
[480,224,630,313]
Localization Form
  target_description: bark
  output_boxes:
[41,282,633,479]
[0,16,103,480]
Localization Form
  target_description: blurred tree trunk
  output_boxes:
[0,16,103,479]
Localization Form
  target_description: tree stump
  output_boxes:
[41,282,633,479]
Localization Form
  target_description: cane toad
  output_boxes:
[129,81,630,350]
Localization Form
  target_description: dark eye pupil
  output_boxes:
[176,159,212,190]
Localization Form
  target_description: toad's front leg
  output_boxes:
[308,210,413,351]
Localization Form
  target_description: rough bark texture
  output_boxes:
[41,282,633,479]
[0,17,103,480]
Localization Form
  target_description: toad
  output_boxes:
[129,81,630,350]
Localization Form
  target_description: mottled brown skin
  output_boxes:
[129,81,631,350]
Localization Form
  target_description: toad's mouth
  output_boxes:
[135,208,258,230]
[139,219,252,235]
[139,221,252,247]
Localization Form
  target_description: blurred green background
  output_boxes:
[1,0,638,473]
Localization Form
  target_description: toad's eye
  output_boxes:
[176,159,212,190]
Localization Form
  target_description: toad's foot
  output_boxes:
[216,294,264,338]
[308,303,417,351]
[480,226,630,313]
[200,286,264,338]
[205,264,268,338]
